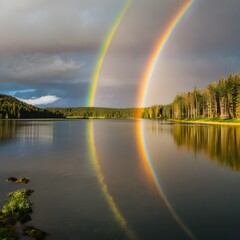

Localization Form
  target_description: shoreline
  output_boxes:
[1,117,240,126]
[0,117,139,121]
[169,118,240,126]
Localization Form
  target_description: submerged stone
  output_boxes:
[0,213,18,226]
[6,177,30,184]
[0,227,17,240]
[19,213,32,224]
[6,177,18,183]
[23,226,48,240]
[16,177,30,184]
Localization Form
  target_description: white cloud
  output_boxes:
[18,95,61,106]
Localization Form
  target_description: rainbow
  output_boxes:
[87,0,132,107]
[86,0,195,238]
[136,0,193,108]
[136,1,196,239]
[87,121,136,239]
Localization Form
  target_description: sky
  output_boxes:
[0,0,240,108]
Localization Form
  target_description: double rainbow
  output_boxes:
[87,0,195,239]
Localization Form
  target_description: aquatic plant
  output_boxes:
[0,181,47,239]
[2,189,33,216]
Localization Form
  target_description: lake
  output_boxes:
[0,119,240,240]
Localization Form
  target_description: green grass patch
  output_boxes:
[170,117,240,125]
[2,189,33,216]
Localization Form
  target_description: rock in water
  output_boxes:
[16,177,30,184]
[19,213,32,224]
[6,177,18,183]
[6,177,30,184]
[0,227,17,240]
[23,226,48,240]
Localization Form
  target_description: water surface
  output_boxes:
[0,120,240,240]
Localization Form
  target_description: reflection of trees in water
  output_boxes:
[172,125,240,172]
[0,120,20,142]
[145,121,240,172]
[0,121,54,144]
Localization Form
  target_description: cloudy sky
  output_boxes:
[0,0,240,108]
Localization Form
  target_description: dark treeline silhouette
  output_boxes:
[160,73,240,120]
[1,73,240,120]
[48,107,165,119]
[0,94,63,119]
[0,94,150,119]
[47,107,142,119]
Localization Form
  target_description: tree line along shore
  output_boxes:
[1,73,240,123]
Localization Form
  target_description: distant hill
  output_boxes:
[0,94,63,119]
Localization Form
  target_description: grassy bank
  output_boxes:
[169,117,240,126]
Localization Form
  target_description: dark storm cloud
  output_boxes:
[0,0,240,107]
[0,52,92,106]
[1,0,184,106]
[0,54,85,83]
[0,0,184,55]
[0,0,123,54]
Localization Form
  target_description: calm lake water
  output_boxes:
[0,119,240,240]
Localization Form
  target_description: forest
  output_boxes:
[0,94,144,119]
[1,73,240,120]
[0,94,63,119]
[47,107,142,119]
[159,73,240,120]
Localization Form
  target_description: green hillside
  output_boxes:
[0,94,63,119]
